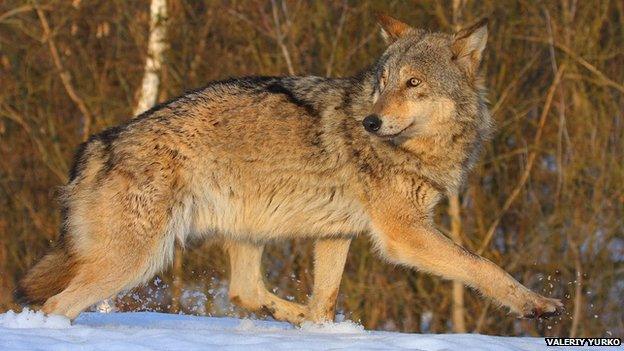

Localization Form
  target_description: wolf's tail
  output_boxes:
[15,243,77,305]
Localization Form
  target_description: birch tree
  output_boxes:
[133,0,168,116]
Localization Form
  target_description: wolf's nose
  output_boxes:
[363,115,382,133]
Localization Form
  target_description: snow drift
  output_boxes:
[0,310,614,350]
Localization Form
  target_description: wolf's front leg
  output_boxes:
[368,200,564,318]
[307,237,351,322]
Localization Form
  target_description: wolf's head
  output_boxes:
[363,15,492,146]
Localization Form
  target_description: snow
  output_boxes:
[0,310,615,351]
[0,309,70,330]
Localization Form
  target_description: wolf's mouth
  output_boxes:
[377,122,415,139]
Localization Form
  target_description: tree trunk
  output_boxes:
[133,0,168,116]
[449,0,467,333]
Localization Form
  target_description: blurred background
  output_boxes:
[0,0,622,337]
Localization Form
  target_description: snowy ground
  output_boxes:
[0,310,616,351]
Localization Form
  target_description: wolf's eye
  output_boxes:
[407,78,422,87]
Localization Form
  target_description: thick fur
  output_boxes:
[16,243,76,305]
[19,16,563,322]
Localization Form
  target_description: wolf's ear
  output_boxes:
[376,13,413,44]
[452,18,488,78]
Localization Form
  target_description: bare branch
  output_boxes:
[0,4,34,23]
[270,0,295,75]
[516,35,624,94]
[569,237,583,337]
[478,66,566,255]
[35,5,94,141]
[0,104,67,182]
[325,1,348,77]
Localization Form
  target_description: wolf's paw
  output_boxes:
[521,295,564,319]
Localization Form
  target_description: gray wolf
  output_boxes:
[17,14,563,324]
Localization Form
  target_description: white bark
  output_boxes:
[133,0,168,116]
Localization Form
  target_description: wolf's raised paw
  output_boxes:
[521,296,564,319]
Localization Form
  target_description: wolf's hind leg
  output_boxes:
[42,259,144,320]
[41,230,172,320]
[225,241,307,324]
[42,212,174,319]
[307,237,351,323]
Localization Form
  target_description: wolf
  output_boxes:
[17,14,563,324]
